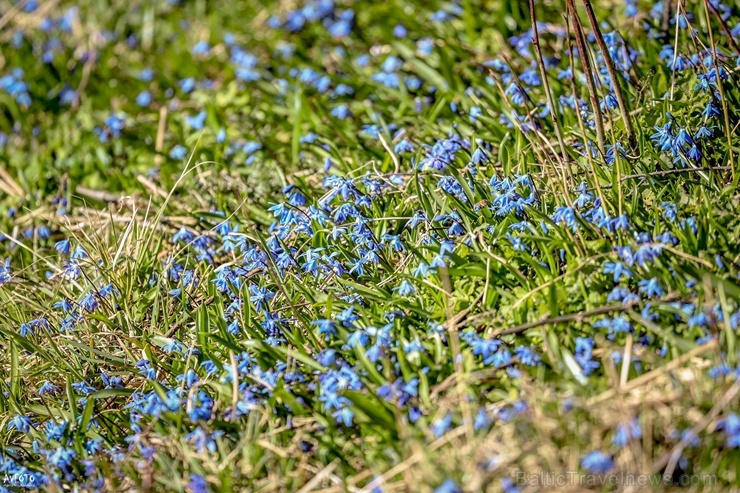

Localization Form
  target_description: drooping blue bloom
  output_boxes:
[412,262,435,279]
[0,258,11,286]
[393,25,407,38]
[70,245,87,259]
[38,381,60,395]
[54,239,71,255]
[193,40,210,55]
[514,346,541,366]
[187,473,209,493]
[80,293,99,312]
[431,413,452,438]
[312,319,338,340]
[7,414,32,433]
[435,479,462,493]
[392,280,416,297]
[162,339,185,354]
[575,337,600,376]
[179,78,196,93]
[602,261,632,282]
[612,418,642,447]
[403,339,424,355]
[170,145,188,160]
[484,348,512,367]
[593,316,632,337]
[346,329,369,349]
[638,278,664,298]
[136,91,152,106]
[714,413,740,448]
[185,111,207,130]
[581,451,614,473]
[249,284,275,311]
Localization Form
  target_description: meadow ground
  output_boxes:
[2,0,740,491]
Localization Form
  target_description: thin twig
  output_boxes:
[705,0,740,56]
[528,0,570,170]
[563,13,609,211]
[589,338,719,405]
[486,292,681,337]
[669,0,683,101]
[581,0,637,149]
[661,0,672,40]
[0,0,32,32]
[654,377,740,477]
[567,0,606,156]
[0,166,24,196]
[590,166,733,189]
[702,0,735,184]
[75,185,125,203]
[153,105,168,168]
[491,303,623,336]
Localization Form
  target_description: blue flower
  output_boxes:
[581,451,614,473]
[188,468,208,493]
[0,258,12,285]
[80,293,99,312]
[638,278,664,298]
[400,339,422,356]
[170,145,187,160]
[38,381,60,395]
[602,261,632,282]
[193,40,210,55]
[393,24,408,38]
[71,245,87,259]
[394,139,414,154]
[575,337,600,375]
[330,104,350,119]
[185,111,207,130]
[54,239,71,255]
[392,280,416,296]
[593,316,632,337]
[431,413,452,438]
[435,479,462,493]
[474,407,490,431]
[312,319,338,340]
[179,78,196,93]
[7,414,32,433]
[162,339,185,354]
[45,447,77,469]
[332,406,355,426]
[501,477,521,493]
[249,284,275,311]
[717,414,740,448]
[139,68,154,81]
[612,418,642,447]
[484,348,511,367]
[514,346,541,366]
[19,322,33,337]
[136,91,152,106]
[346,329,369,349]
